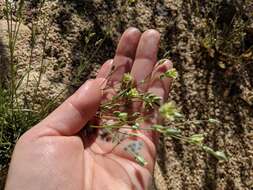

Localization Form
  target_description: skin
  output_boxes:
[5,28,173,190]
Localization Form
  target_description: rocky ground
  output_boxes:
[0,0,253,189]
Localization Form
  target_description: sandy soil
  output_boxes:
[0,0,253,189]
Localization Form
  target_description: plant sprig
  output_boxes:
[87,65,228,166]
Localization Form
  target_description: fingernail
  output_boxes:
[158,59,173,67]
[163,60,173,67]
[155,60,173,75]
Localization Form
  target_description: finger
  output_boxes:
[141,60,173,143]
[96,60,115,101]
[131,29,161,92]
[96,59,113,78]
[36,78,106,136]
[147,59,173,103]
[109,27,141,86]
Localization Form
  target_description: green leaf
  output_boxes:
[122,73,133,84]
[127,88,139,98]
[202,145,216,155]
[202,146,215,154]
[114,111,128,122]
[213,151,228,161]
[132,123,140,130]
[164,68,178,79]
[135,155,147,166]
[202,146,228,161]
[113,111,121,116]
[193,120,202,124]
[143,93,161,108]
[188,134,204,145]
[164,128,181,136]
[152,125,165,133]
[119,113,128,121]
[174,112,184,118]
[151,125,181,136]
[159,102,182,121]
[128,133,141,137]
[208,118,221,124]
[95,39,103,46]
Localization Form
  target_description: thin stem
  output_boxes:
[89,125,154,131]
[171,119,214,127]
[26,0,46,100]
[32,20,50,109]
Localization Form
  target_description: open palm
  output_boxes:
[5,28,173,190]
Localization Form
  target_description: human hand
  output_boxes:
[5,27,173,190]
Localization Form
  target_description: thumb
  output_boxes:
[36,78,106,136]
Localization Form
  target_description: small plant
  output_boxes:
[73,28,112,87]
[86,65,228,166]
[0,0,59,188]
[199,0,252,69]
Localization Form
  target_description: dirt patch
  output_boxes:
[0,0,253,189]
